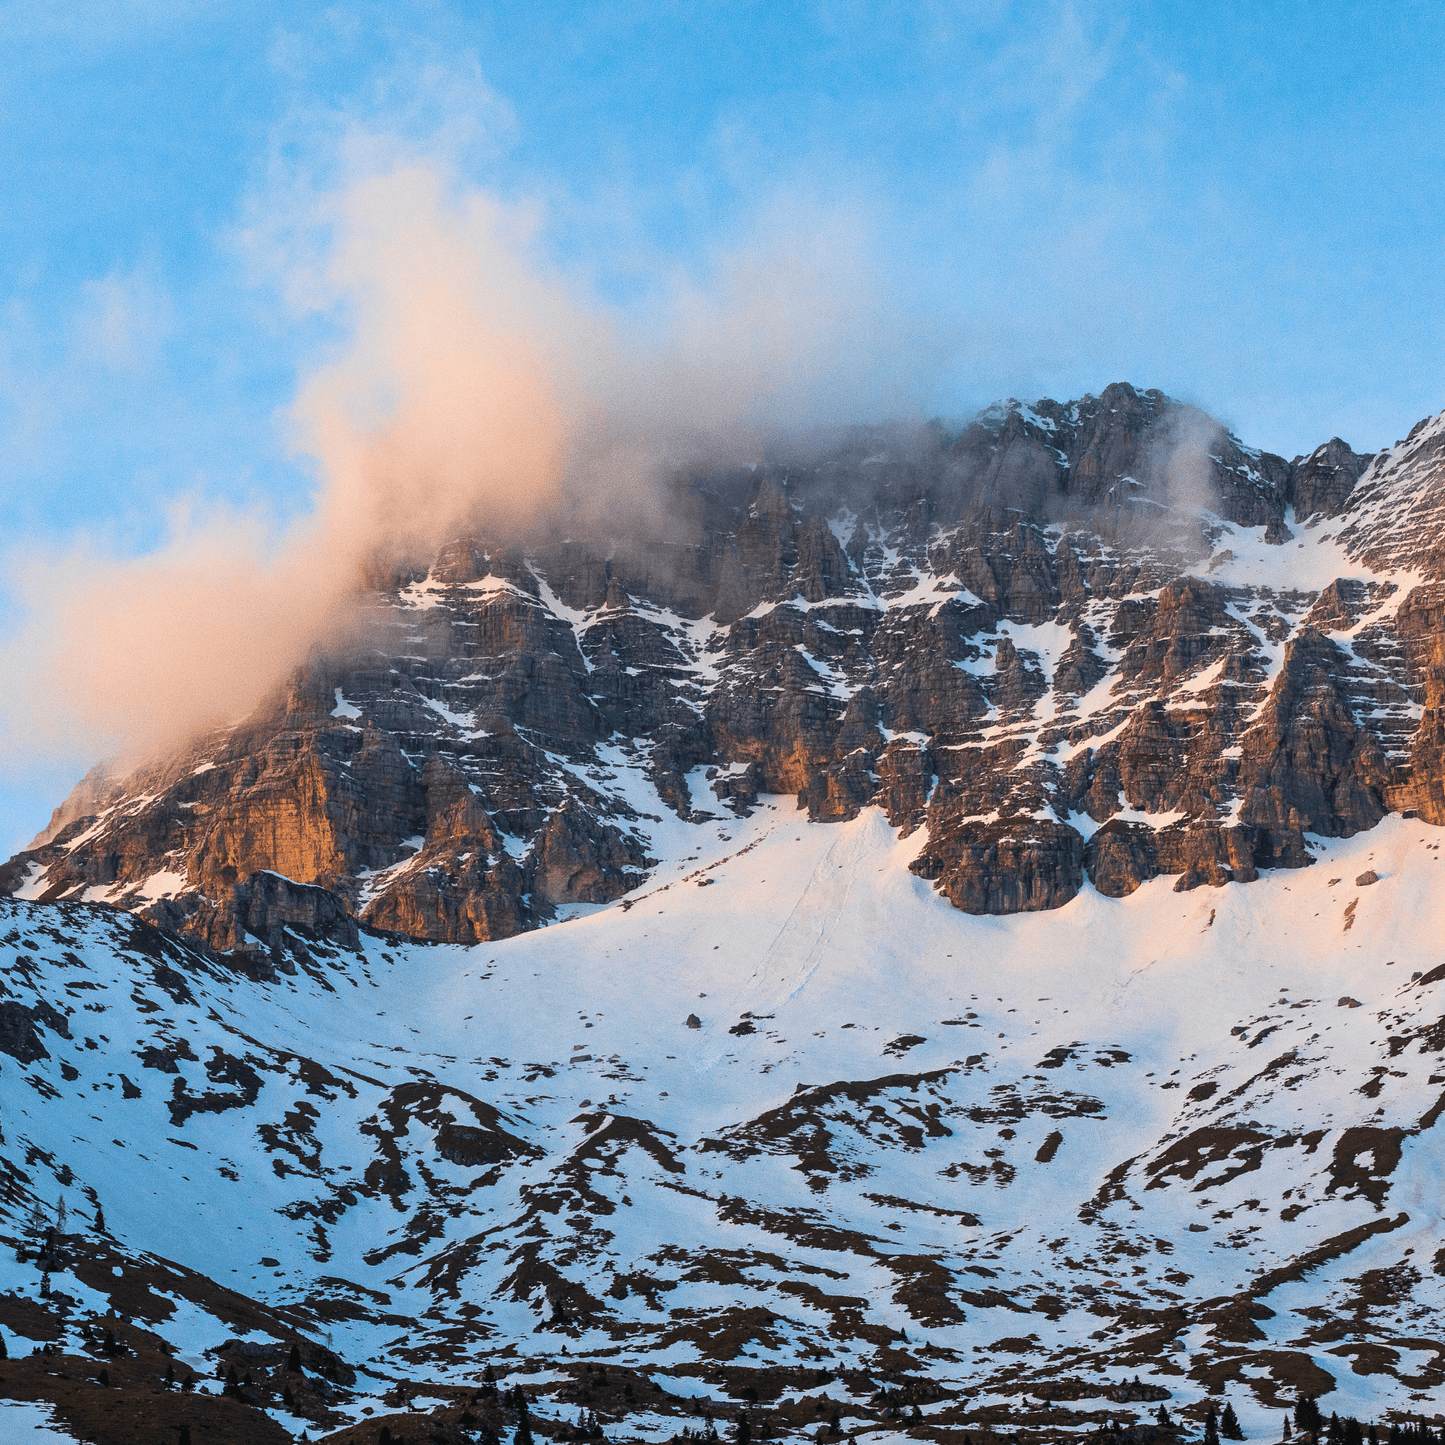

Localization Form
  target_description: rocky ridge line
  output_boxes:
[6,380,1444,952]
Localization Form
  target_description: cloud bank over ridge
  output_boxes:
[0,101,948,774]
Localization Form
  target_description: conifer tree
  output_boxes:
[1206,1407,1221,1445]
[1297,1399,1324,1435]
[0,1328,7,1359]
[94,1200,106,1233]
[1222,1402,1245,1439]
[288,1342,302,1372]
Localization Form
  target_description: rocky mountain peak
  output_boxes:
[6,383,1443,961]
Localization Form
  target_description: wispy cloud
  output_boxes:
[0,51,954,775]
[75,267,171,372]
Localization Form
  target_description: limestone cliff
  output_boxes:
[9,381,1445,952]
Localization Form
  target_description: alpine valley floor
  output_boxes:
[3,793,1445,1443]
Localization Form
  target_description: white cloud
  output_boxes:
[75,267,171,372]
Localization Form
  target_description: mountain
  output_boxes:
[5,382,1445,1443]
[7,382,1445,957]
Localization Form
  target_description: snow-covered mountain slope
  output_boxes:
[12,383,1445,958]
[4,798,1445,1439]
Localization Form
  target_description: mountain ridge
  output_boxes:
[8,380,1442,960]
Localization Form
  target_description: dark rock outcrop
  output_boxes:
[912,817,1085,914]
[1289,437,1373,520]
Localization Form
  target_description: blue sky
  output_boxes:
[2,0,1444,849]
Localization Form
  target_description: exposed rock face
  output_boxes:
[911,817,1084,914]
[9,381,1445,948]
[1236,628,1392,865]
[1289,437,1374,519]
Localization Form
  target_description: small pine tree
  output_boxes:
[1328,1415,1344,1445]
[1206,1407,1221,1445]
[1344,1422,1363,1445]
[94,1201,106,1233]
[0,1329,7,1360]
[283,1383,295,1407]
[738,1418,752,1445]
[1158,1405,1173,1429]
[1285,1418,1293,1441]
[40,1272,50,1298]
[1223,1402,1245,1440]
[287,1342,302,1372]
[99,1368,110,1387]
[56,1196,66,1233]
[1298,1400,1325,1435]
[516,1415,535,1445]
